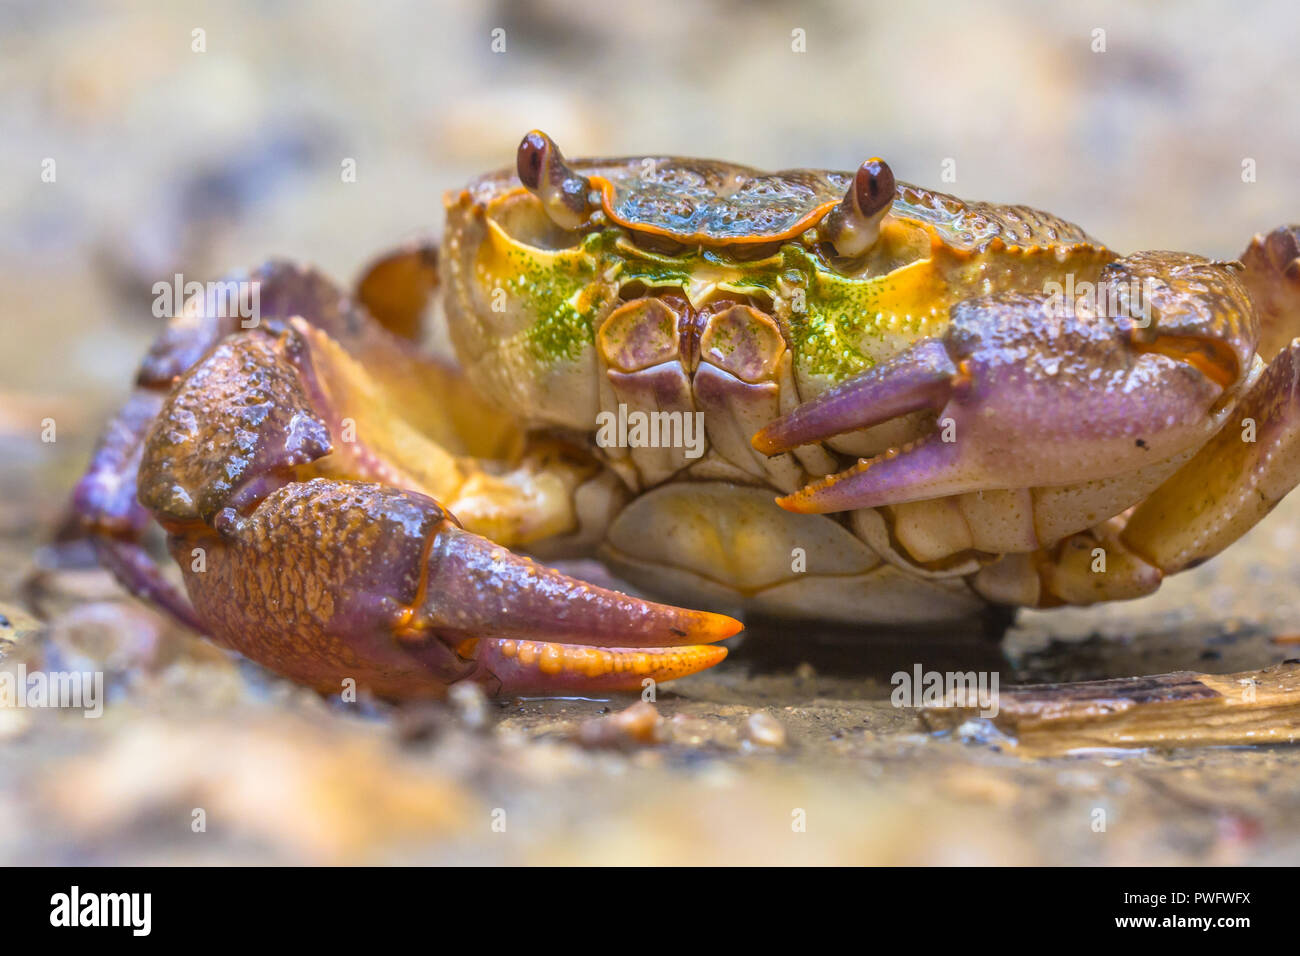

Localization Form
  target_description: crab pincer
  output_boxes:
[755,253,1258,515]
[138,325,737,699]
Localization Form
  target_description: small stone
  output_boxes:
[665,713,711,747]
[448,682,490,730]
[47,601,164,673]
[575,700,661,749]
[743,711,787,748]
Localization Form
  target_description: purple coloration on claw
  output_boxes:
[752,338,956,456]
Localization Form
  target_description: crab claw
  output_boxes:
[173,481,735,698]
[818,157,896,257]
[138,323,737,698]
[429,529,737,696]
[516,130,596,230]
[758,254,1257,514]
[752,338,956,456]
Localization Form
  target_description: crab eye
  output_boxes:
[516,131,548,191]
[820,157,896,258]
[515,130,595,231]
[855,158,895,219]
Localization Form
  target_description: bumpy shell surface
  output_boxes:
[588,158,852,243]
[464,154,1099,253]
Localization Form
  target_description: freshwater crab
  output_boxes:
[74,131,1300,698]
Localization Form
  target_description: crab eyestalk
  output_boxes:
[516,130,597,230]
[818,158,896,257]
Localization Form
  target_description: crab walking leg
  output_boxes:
[353,238,440,343]
[756,252,1259,514]
[1118,340,1300,574]
[72,389,205,630]
[970,520,1163,609]
[1117,227,1300,575]
[165,481,733,698]
[1240,226,1300,361]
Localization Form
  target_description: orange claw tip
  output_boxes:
[478,640,728,695]
[750,426,787,457]
[695,609,745,642]
[773,489,831,515]
[773,455,881,515]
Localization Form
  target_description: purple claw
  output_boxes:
[752,338,956,455]
[778,435,966,513]
[769,288,1237,515]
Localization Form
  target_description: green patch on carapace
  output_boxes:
[504,236,610,363]
[503,230,930,380]
[780,246,897,382]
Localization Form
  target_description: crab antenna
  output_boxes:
[516,130,596,230]
[819,158,896,257]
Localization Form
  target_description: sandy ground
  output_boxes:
[2,0,1300,864]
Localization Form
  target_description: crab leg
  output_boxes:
[353,238,440,343]
[1120,239,1300,576]
[970,520,1163,609]
[970,340,1300,607]
[756,252,1260,514]
[1240,225,1300,361]
[73,389,205,630]
[138,321,737,698]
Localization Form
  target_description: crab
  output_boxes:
[73,130,1300,699]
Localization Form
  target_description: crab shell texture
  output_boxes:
[440,137,1291,627]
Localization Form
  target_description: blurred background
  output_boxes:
[2,0,1299,864]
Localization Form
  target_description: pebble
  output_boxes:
[575,700,661,749]
[743,711,788,748]
[448,682,490,730]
